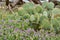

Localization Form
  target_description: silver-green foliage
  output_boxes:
[42,2,54,10]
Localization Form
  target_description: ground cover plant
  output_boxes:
[0,2,60,40]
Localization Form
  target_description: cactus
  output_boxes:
[43,11,48,17]
[42,2,48,8]
[47,2,54,10]
[52,8,60,18]
[42,2,54,10]
[30,15,35,22]
[22,2,34,10]
[23,13,30,19]
[35,5,43,13]
[51,18,60,34]
[52,8,60,14]
[18,9,28,16]
[41,19,51,30]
